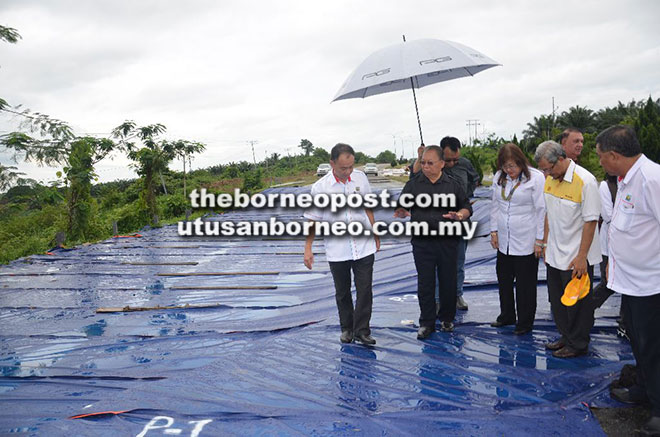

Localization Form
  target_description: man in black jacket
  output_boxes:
[394,145,472,339]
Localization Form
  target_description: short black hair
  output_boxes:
[596,125,641,157]
[330,143,355,161]
[440,136,461,152]
[423,145,443,161]
[559,128,582,144]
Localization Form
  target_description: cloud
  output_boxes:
[1,0,659,182]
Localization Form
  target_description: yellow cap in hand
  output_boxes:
[561,274,591,307]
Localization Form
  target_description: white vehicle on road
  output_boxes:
[364,163,379,176]
[316,163,331,177]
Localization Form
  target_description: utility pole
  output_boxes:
[391,133,398,158]
[551,97,558,139]
[247,140,258,165]
[466,119,480,146]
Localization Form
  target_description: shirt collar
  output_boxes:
[559,159,576,184]
[332,170,352,185]
[420,171,447,184]
[505,172,524,182]
[621,154,646,185]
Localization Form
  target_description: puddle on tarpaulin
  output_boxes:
[167,289,304,307]
[277,272,328,284]
[82,320,107,337]
[2,338,88,377]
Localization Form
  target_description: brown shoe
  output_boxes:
[340,330,353,343]
[545,339,566,351]
[552,346,588,358]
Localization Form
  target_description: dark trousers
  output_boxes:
[546,264,595,351]
[412,239,458,327]
[496,251,539,330]
[593,255,616,308]
[456,238,467,296]
[328,254,374,336]
[622,293,660,416]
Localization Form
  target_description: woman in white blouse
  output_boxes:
[489,143,546,335]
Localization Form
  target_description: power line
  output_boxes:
[465,119,480,146]
[246,140,258,165]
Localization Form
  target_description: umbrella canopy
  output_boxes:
[333,39,500,102]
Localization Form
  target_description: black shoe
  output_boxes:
[355,333,376,346]
[610,386,649,405]
[440,321,454,332]
[514,327,532,335]
[552,346,588,358]
[490,320,515,328]
[417,326,435,339]
[545,338,565,351]
[639,416,660,436]
[340,330,353,343]
[456,296,468,311]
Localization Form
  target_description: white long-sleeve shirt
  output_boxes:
[598,180,615,257]
[608,155,660,297]
[490,167,546,256]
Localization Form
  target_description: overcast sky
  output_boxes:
[1,0,659,184]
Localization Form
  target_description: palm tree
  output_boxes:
[523,114,555,140]
[557,105,596,133]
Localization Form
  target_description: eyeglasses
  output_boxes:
[539,162,556,174]
[420,160,438,166]
[502,163,518,171]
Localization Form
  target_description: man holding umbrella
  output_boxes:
[394,145,472,339]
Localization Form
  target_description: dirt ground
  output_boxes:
[593,405,651,436]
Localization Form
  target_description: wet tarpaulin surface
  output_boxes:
[0,187,631,436]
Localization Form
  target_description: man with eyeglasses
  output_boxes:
[595,125,660,436]
[440,136,480,311]
[394,145,472,339]
[534,140,601,358]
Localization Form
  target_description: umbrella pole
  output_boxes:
[409,77,424,145]
[403,35,424,144]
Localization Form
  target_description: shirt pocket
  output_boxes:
[611,202,634,230]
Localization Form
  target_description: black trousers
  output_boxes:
[412,239,458,327]
[546,264,595,351]
[622,293,660,416]
[495,251,539,330]
[328,254,374,336]
[592,255,616,308]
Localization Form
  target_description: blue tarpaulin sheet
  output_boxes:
[0,186,631,436]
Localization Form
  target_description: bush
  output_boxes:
[111,201,150,234]
[242,169,263,192]
[0,204,66,264]
[158,194,188,217]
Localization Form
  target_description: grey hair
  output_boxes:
[534,140,566,164]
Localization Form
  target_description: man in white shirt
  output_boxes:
[304,143,380,345]
[560,128,585,162]
[595,125,660,436]
[535,140,601,358]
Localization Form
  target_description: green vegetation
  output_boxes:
[2,25,660,265]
